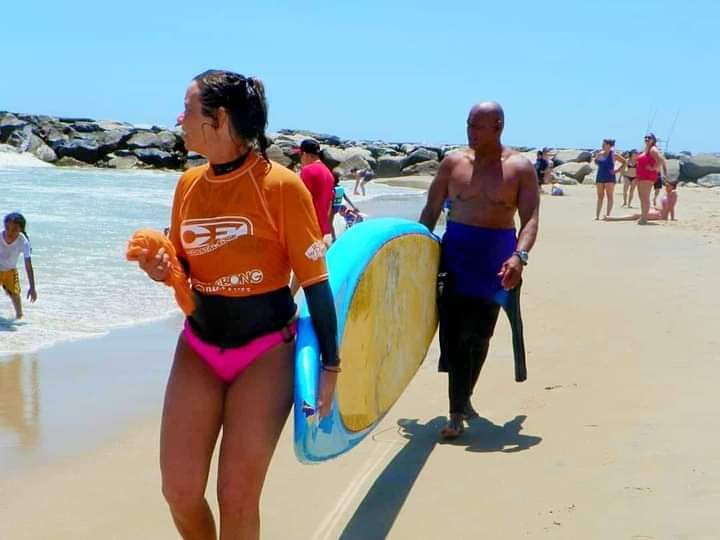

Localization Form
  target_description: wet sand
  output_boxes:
[2,182,720,539]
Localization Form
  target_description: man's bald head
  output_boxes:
[469,101,504,127]
[466,101,504,148]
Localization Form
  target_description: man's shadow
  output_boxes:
[339,415,542,540]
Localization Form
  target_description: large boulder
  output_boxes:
[665,159,680,181]
[679,154,720,180]
[69,121,103,133]
[133,148,181,168]
[278,130,342,146]
[402,147,439,168]
[402,160,440,177]
[334,155,372,177]
[93,130,133,155]
[375,155,406,177]
[0,114,27,141]
[29,137,57,162]
[185,155,208,169]
[554,162,594,183]
[55,156,93,167]
[54,139,101,163]
[126,131,179,151]
[553,149,592,164]
[266,144,293,167]
[321,146,375,169]
[697,174,720,188]
[107,155,141,169]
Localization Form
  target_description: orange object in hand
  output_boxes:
[126,228,195,316]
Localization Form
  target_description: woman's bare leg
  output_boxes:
[216,340,294,540]
[595,183,604,220]
[622,180,628,206]
[628,180,636,207]
[604,183,615,217]
[637,182,653,224]
[161,336,225,540]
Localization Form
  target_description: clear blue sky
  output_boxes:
[2,0,718,152]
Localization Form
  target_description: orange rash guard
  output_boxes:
[169,152,328,297]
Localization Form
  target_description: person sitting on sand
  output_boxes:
[338,205,366,228]
[0,212,37,319]
[603,181,678,222]
[534,148,553,191]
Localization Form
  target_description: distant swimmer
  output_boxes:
[0,212,37,319]
[132,70,340,539]
[419,102,540,439]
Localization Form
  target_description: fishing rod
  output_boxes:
[665,109,680,154]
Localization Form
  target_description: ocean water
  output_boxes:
[0,164,426,355]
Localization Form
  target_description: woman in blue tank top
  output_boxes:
[594,138,626,220]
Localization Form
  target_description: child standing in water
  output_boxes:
[0,213,37,319]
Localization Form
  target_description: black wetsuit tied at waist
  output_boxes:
[187,283,340,367]
[188,287,296,349]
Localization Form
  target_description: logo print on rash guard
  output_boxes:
[194,270,265,294]
[304,240,326,261]
[181,216,254,256]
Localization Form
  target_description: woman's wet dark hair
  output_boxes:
[603,138,616,146]
[4,212,28,240]
[192,70,270,161]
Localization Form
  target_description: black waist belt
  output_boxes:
[188,286,297,348]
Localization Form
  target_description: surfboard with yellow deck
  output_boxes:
[294,218,440,463]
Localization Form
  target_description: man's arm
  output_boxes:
[419,156,454,231]
[515,160,540,253]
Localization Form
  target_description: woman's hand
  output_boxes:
[27,287,37,302]
[317,369,338,419]
[137,247,171,282]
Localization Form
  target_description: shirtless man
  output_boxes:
[419,102,540,438]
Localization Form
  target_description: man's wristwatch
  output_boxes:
[513,250,529,266]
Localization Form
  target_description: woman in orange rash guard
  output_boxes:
[134,70,340,539]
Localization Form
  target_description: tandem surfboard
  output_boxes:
[294,218,440,463]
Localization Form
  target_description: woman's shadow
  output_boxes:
[339,415,542,540]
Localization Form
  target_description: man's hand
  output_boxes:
[498,255,524,290]
[317,369,338,419]
[27,287,37,302]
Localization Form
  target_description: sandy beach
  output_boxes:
[2,181,720,539]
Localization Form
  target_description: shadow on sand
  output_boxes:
[339,415,542,539]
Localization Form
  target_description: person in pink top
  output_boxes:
[296,139,335,246]
[634,133,667,224]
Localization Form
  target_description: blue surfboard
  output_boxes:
[294,218,440,463]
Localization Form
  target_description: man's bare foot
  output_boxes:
[638,218,648,225]
[463,401,480,420]
[440,414,465,439]
[15,313,23,320]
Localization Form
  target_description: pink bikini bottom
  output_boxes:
[183,320,297,382]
